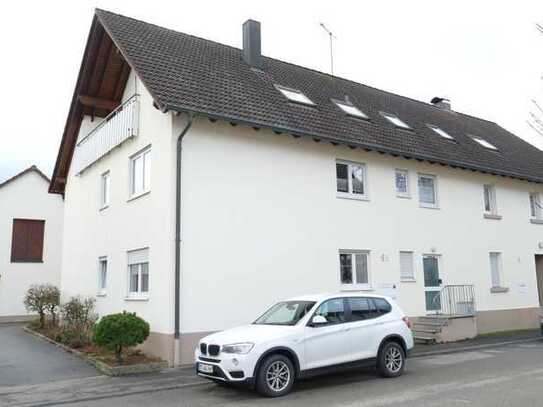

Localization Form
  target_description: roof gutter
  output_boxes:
[174,112,194,348]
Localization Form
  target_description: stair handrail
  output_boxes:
[431,284,476,316]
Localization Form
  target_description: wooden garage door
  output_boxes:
[10,219,45,263]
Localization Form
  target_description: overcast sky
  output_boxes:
[1,0,543,183]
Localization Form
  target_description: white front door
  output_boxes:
[423,255,442,313]
[303,298,352,370]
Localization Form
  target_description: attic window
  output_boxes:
[471,136,498,150]
[380,112,410,129]
[333,100,369,120]
[427,125,454,140]
[275,85,314,106]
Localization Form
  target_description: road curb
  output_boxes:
[411,336,541,358]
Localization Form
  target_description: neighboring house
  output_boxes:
[50,9,543,365]
[0,166,64,322]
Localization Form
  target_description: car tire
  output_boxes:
[255,354,295,397]
[377,341,405,378]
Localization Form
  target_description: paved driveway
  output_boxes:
[0,323,98,387]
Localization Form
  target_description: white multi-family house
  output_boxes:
[50,9,543,366]
[0,166,64,321]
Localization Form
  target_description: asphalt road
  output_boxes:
[62,340,543,407]
[0,323,97,387]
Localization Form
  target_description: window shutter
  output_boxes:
[128,248,149,265]
[400,251,414,281]
[11,219,45,262]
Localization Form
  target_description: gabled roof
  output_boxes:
[0,166,50,190]
[51,9,543,193]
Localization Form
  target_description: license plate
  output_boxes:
[198,363,214,374]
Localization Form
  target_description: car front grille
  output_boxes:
[208,344,220,356]
[200,343,207,355]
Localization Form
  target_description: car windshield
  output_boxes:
[254,301,316,326]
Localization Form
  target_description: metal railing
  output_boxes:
[431,284,476,316]
[74,94,140,174]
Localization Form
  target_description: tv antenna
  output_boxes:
[320,22,337,76]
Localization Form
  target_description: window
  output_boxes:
[427,124,454,140]
[314,298,346,324]
[373,298,392,315]
[489,252,503,288]
[127,248,149,298]
[275,85,314,105]
[254,301,315,326]
[399,251,415,281]
[336,161,368,199]
[483,184,497,215]
[472,136,498,150]
[10,219,45,263]
[380,112,410,129]
[130,147,151,197]
[339,251,370,289]
[395,169,410,198]
[98,257,107,295]
[100,171,110,208]
[348,297,375,321]
[333,100,369,119]
[530,192,542,219]
[418,174,438,208]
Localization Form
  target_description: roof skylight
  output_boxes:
[380,112,410,129]
[427,124,454,140]
[275,85,314,106]
[333,100,369,120]
[472,136,498,150]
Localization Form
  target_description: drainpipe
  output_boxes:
[174,112,194,361]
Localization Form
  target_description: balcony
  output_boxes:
[74,94,139,175]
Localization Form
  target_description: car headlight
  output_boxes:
[221,343,254,354]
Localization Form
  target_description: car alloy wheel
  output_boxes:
[384,346,403,373]
[265,360,291,392]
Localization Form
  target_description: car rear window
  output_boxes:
[372,298,392,315]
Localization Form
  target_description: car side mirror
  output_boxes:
[311,315,327,326]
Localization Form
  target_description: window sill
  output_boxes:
[419,203,440,210]
[490,287,509,294]
[340,285,373,292]
[124,296,149,302]
[400,278,416,283]
[99,204,109,212]
[396,194,411,199]
[96,292,107,298]
[127,190,150,203]
[484,213,502,220]
[530,218,543,225]
[336,192,369,202]
[10,260,44,263]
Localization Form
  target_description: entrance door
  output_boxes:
[423,255,442,313]
[535,255,543,306]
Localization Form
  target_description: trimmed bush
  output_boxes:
[61,296,97,347]
[93,312,150,364]
[24,284,60,328]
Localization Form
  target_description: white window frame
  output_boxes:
[275,85,315,106]
[335,160,369,201]
[129,146,151,199]
[489,252,503,289]
[126,248,149,299]
[339,250,371,291]
[483,184,498,215]
[100,171,110,209]
[417,173,439,209]
[529,192,542,219]
[332,99,369,120]
[427,124,454,140]
[380,112,411,129]
[395,169,410,198]
[98,256,107,296]
[399,251,415,282]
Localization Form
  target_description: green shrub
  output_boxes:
[24,284,60,328]
[93,312,150,364]
[61,296,97,347]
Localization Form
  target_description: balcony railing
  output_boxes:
[74,94,139,174]
[431,284,476,317]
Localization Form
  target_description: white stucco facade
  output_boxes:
[60,73,543,365]
[0,169,64,320]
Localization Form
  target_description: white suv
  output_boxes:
[195,293,414,397]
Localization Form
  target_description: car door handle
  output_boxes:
[342,326,351,332]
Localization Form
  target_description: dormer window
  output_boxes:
[380,112,410,129]
[471,136,497,150]
[333,100,369,120]
[427,124,454,140]
[275,85,314,106]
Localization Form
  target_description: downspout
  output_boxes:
[174,112,194,355]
